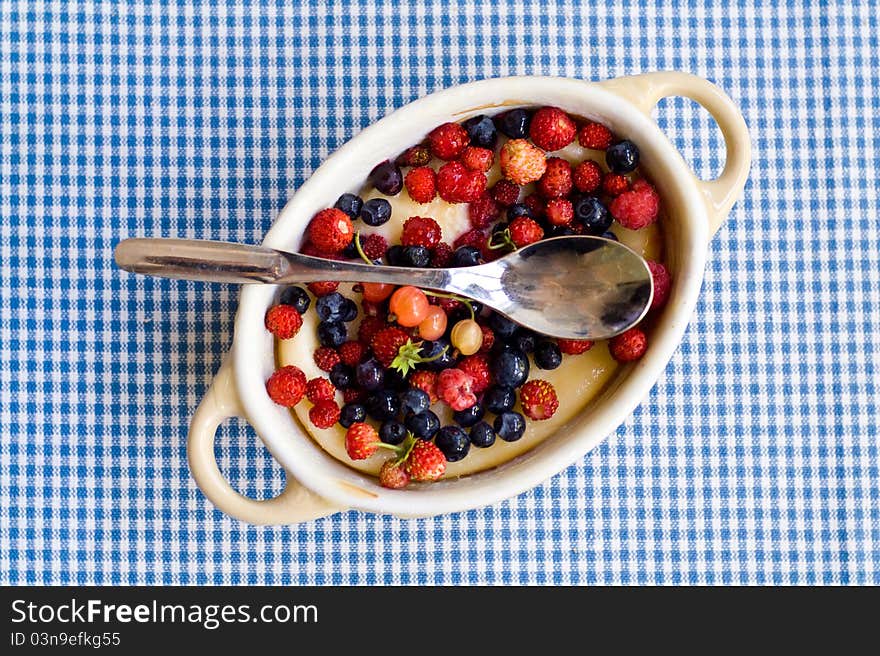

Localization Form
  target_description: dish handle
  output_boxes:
[188,358,341,525]
[599,71,751,238]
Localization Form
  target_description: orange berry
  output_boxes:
[450,319,483,355]
[389,286,430,327]
[418,306,448,340]
[362,282,395,302]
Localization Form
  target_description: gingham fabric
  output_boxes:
[1,0,878,586]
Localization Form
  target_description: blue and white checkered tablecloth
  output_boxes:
[1,0,878,585]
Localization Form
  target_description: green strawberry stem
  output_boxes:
[487,229,515,251]
[353,231,373,265]
[423,290,475,320]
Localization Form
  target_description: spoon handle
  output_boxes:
[114,238,452,289]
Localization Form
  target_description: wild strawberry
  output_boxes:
[609,327,648,362]
[453,228,487,251]
[309,399,341,429]
[537,157,572,199]
[338,340,367,366]
[545,198,574,227]
[478,324,495,354]
[313,346,341,372]
[371,325,410,367]
[647,260,671,310]
[490,179,520,206]
[307,281,340,296]
[522,193,545,218]
[431,242,453,268]
[405,439,446,481]
[343,388,365,404]
[610,179,659,230]
[468,194,500,229]
[460,146,494,172]
[379,460,410,489]
[306,377,336,403]
[500,139,546,185]
[529,106,576,151]
[557,338,594,355]
[404,166,436,204]
[436,161,486,203]
[264,304,303,339]
[345,422,380,460]
[300,241,345,260]
[409,370,439,403]
[265,365,307,407]
[602,172,630,196]
[572,160,602,193]
[508,216,544,248]
[357,315,387,346]
[360,233,388,261]
[307,208,354,253]
[578,121,613,150]
[457,354,492,394]
[437,368,477,411]
[427,122,469,160]
[401,216,442,249]
[519,379,559,420]
[396,144,431,167]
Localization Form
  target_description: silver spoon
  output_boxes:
[114,235,653,340]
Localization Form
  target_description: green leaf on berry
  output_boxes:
[390,339,449,377]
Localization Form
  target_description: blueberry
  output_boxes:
[379,419,407,445]
[360,198,392,226]
[356,358,385,391]
[462,115,497,148]
[341,298,358,322]
[448,300,484,325]
[384,368,409,391]
[484,385,515,414]
[369,160,403,195]
[400,388,431,416]
[334,193,363,219]
[400,245,431,268]
[339,403,366,428]
[605,140,640,173]
[507,203,534,221]
[318,320,348,348]
[366,389,400,421]
[573,195,612,235]
[534,340,562,370]
[495,108,531,139]
[419,338,456,371]
[279,286,310,314]
[489,313,519,340]
[315,292,347,322]
[341,239,359,259]
[450,246,481,268]
[494,411,526,442]
[512,330,537,354]
[491,348,530,388]
[385,244,406,266]
[329,363,355,389]
[435,426,470,462]
[452,402,484,428]
[492,221,510,236]
[405,409,440,439]
[469,421,496,448]
[601,230,619,242]
[548,225,577,238]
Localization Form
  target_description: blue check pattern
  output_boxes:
[1,0,878,585]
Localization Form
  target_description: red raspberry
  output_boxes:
[478,325,495,354]
[338,340,366,366]
[379,460,410,489]
[371,325,410,366]
[436,368,477,411]
[522,193,545,218]
[307,208,354,253]
[557,338,594,355]
[545,198,574,227]
[609,328,648,362]
[610,180,660,230]
[345,422,380,460]
[434,297,463,315]
[436,161,486,203]
[431,242,454,268]
[578,122,614,150]
[343,388,365,404]
[396,144,431,167]
[457,354,492,394]
[537,157,573,199]
[405,439,446,481]
[453,228,487,251]
[305,377,336,403]
[427,122,469,160]
[404,166,436,204]
[572,160,602,193]
[313,346,341,372]
[265,365,307,407]
[508,216,544,248]
[264,304,303,339]
[401,215,442,249]
[500,139,546,185]
[308,399,341,429]
[460,146,494,172]
[519,379,559,420]
[357,315,386,346]
[307,281,340,296]
[529,106,576,151]
[409,370,439,403]
[602,173,631,197]
[490,179,520,207]
[647,260,671,310]
[468,194,500,229]
[359,233,388,261]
